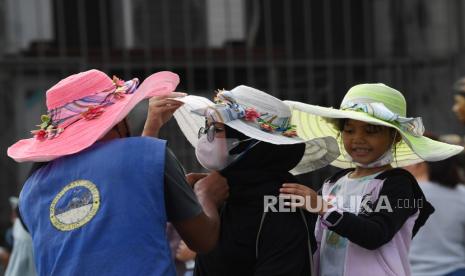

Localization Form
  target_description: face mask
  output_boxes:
[346,148,393,168]
[195,135,240,171]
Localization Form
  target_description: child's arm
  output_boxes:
[323,174,418,250]
[279,183,332,215]
[281,174,419,250]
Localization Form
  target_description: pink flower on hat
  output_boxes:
[31,114,53,140]
[81,106,105,120]
[112,76,125,87]
[245,108,260,121]
[31,129,47,140]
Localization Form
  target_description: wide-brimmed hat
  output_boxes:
[284,83,464,168]
[8,69,179,162]
[173,85,340,174]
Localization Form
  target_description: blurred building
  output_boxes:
[1,0,465,235]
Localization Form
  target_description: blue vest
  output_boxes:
[19,137,176,276]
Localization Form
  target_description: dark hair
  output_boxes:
[427,154,464,188]
[336,118,346,132]
[336,118,400,146]
[422,133,464,188]
[337,118,396,135]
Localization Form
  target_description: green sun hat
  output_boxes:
[284,83,464,168]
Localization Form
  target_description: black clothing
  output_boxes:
[195,136,316,276]
[326,168,434,250]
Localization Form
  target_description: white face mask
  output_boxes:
[347,149,393,168]
[195,135,240,171]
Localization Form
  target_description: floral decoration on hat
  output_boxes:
[211,89,298,137]
[31,76,139,140]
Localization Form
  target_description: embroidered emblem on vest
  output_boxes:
[50,180,100,231]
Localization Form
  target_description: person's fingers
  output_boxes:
[157,105,183,113]
[186,172,208,177]
[152,92,187,100]
[185,173,208,185]
[179,240,187,249]
[283,201,304,208]
[176,242,186,256]
[279,187,304,195]
[148,105,183,116]
[282,183,314,195]
[168,100,185,105]
[150,98,185,107]
[282,183,304,189]
[156,104,183,112]
[176,243,196,262]
[281,194,305,207]
[279,194,302,199]
[170,91,187,98]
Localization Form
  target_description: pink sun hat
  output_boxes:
[7,69,179,162]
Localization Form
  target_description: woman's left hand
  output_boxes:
[142,92,186,137]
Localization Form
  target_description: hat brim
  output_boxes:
[285,100,464,168]
[8,71,179,162]
[173,95,340,174]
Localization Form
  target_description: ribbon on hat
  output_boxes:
[204,90,247,123]
[31,76,139,140]
[341,101,425,137]
[192,90,297,137]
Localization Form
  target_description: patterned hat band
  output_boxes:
[31,76,139,140]
[340,100,425,137]
[198,90,297,137]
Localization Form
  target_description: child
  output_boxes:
[282,83,463,276]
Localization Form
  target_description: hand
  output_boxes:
[186,173,208,187]
[280,183,331,215]
[0,249,9,268]
[142,92,186,137]
[194,171,229,208]
[175,240,196,262]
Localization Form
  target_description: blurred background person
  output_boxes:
[4,197,36,276]
[0,200,12,275]
[406,136,465,276]
[453,77,465,125]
